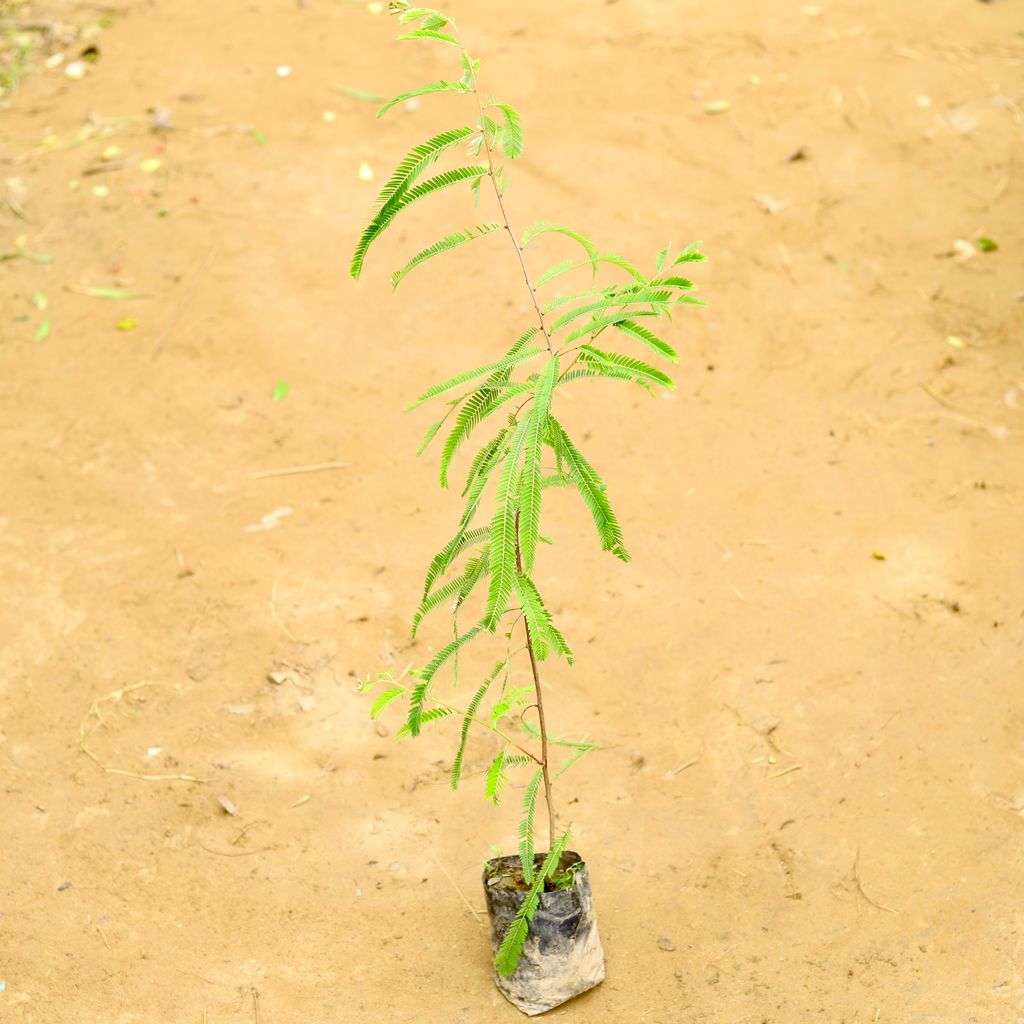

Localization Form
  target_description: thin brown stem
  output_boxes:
[454,25,558,849]
[515,517,556,848]
[455,32,553,355]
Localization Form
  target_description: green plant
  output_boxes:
[352,1,704,975]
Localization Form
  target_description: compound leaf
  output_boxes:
[579,345,674,389]
[370,686,406,720]
[350,126,475,278]
[611,318,679,363]
[408,345,542,409]
[518,355,558,573]
[398,28,460,45]
[548,417,629,561]
[484,415,531,630]
[392,219,500,288]
[518,769,543,883]
[377,79,468,118]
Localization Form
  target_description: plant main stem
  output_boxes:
[515,520,556,849]
[458,36,554,356]
[458,29,557,850]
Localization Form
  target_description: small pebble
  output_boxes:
[64,61,86,80]
[276,65,291,78]
[658,936,676,952]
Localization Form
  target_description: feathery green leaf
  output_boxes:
[450,658,509,789]
[559,364,655,394]
[377,80,468,118]
[392,220,500,288]
[440,380,531,488]
[489,686,533,728]
[540,472,576,490]
[418,622,485,686]
[485,751,505,804]
[673,242,705,265]
[422,526,489,600]
[518,355,559,573]
[520,222,598,260]
[459,430,512,530]
[462,428,507,497]
[518,769,543,882]
[370,686,406,720]
[350,126,475,278]
[407,623,484,736]
[611,318,679,362]
[488,102,524,159]
[455,549,489,608]
[579,345,674,389]
[416,417,446,456]
[398,28,460,45]
[484,415,531,630]
[412,549,488,638]
[408,345,542,410]
[513,572,573,663]
[548,417,629,561]
[395,5,448,26]
[397,705,455,737]
[564,309,657,344]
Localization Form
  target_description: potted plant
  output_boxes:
[351,3,704,1014]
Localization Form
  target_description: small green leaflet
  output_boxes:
[398,28,460,45]
[371,686,406,719]
[272,380,290,401]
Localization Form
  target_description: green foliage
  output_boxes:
[517,356,558,573]
[485,750,531,805]
[513,573,573,662]
[350,126,476,278]
[547,417,629,561]
[392,220,500,288]
[577,345,674,389]
[353,3,704,975]
[518,769,543,882]
[407,343,540,410]
[377,80,468,118]
[398,28,460,45]
[371,686,406,719]
[487,101,524,159]
[494,830,571,976]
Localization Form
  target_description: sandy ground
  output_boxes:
[1,0,1023,1021]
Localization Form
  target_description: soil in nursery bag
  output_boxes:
[483,851,605,1016]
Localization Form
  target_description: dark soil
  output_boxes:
[485,851,583,893]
